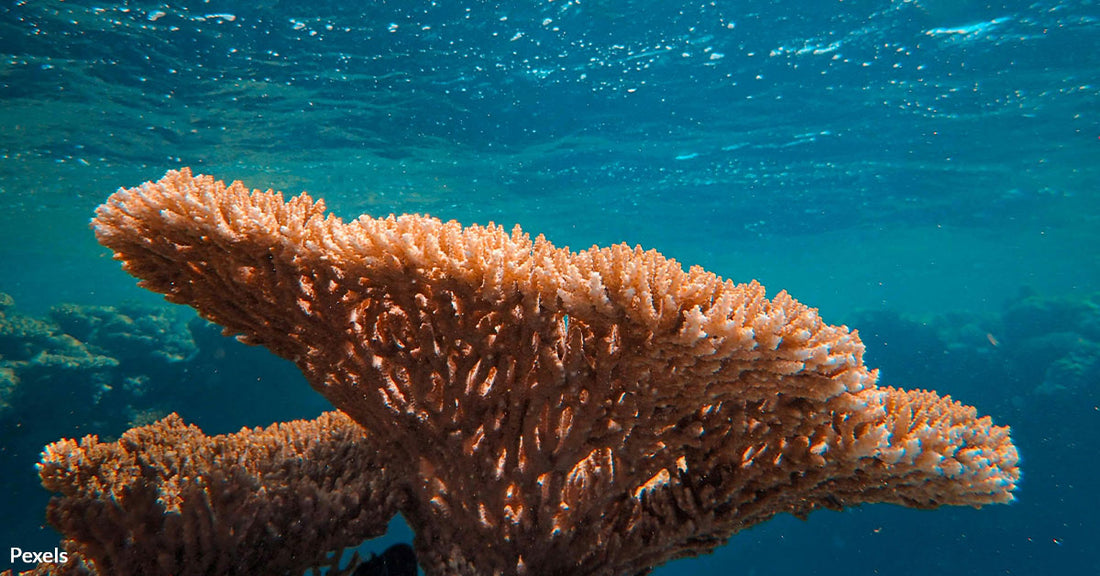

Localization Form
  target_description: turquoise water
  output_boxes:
[1,0,1097,574]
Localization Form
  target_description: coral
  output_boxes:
[36,169,1020,576]
[36,411,397,576]
[48,303,196,365]
[1002,288,1100,344]
[0,294,119,421]
[1038,338,1100,396]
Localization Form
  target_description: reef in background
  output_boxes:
[851,287,1100,412]
[0,292,323,561]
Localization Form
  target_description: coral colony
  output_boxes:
[12,169,1017,576]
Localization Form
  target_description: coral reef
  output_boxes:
[852,287,1100,405]
[0,294,192,429]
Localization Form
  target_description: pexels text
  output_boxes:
[10,547,68,564]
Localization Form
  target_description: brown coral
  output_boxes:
[73,168,1018,575]
[37,410,396,576]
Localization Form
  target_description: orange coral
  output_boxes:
[37,410,396,576]
[74,168,1018,575]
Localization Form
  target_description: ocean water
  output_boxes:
[0,0,1097,574]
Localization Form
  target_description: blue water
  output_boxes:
[1,0,1097,574]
